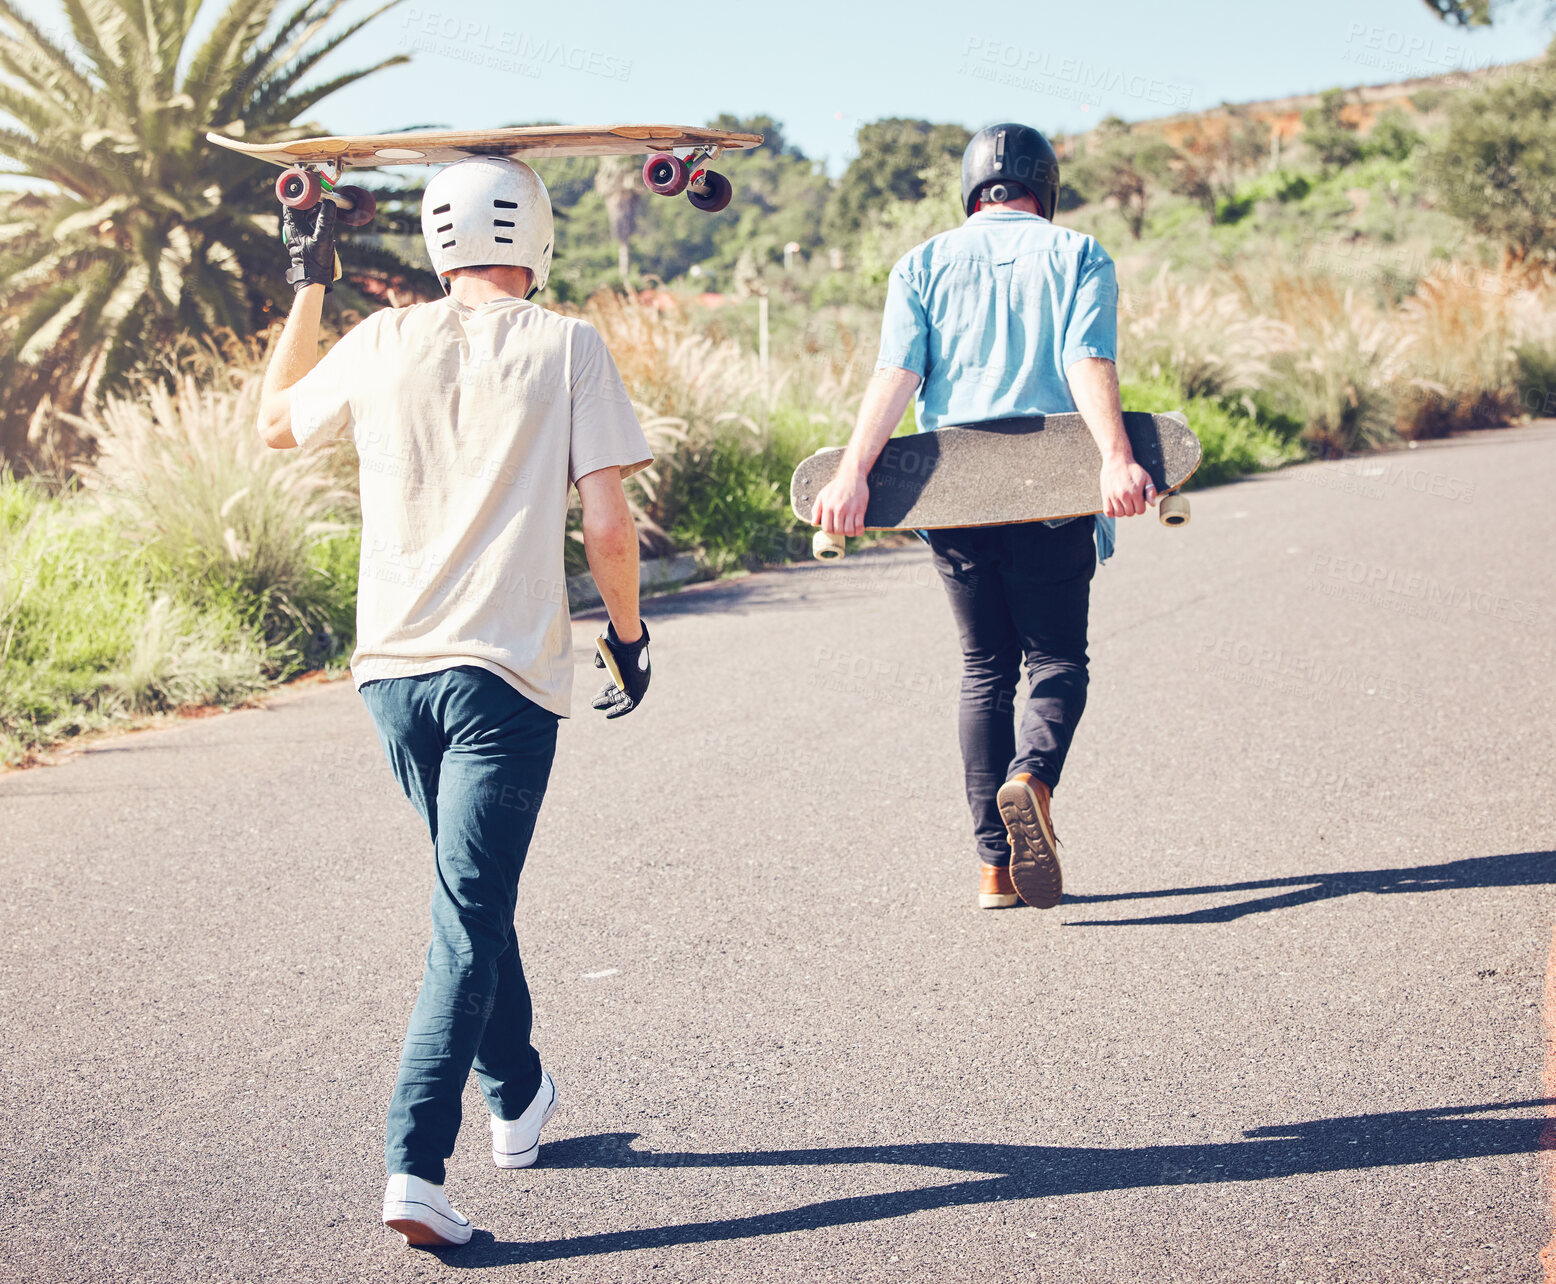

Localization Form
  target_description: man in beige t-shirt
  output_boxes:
[258,156,652,1248]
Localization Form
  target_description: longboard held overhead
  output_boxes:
[208,123,764,223]
[205,124,764,169]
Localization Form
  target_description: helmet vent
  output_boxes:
[432,203,451,215]
[494,236,513,244]
[494,219,515,228]
[436,222,453,233]
[441,239,456,248]
[494,199,518,209]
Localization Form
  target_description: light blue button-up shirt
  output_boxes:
[876,209,1119,562]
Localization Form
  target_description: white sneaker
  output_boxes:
[491,1071,558,1169]
[382,1173,473,1247]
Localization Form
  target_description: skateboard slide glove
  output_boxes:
[282,201,342,293]
[592,621,651,719]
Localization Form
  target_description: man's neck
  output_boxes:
[447,271,533,307]
[977,201,1045,219]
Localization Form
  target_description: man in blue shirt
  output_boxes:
[812,123,1156,912]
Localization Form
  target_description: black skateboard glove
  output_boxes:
[592,620,651,719]
[282,200,340,293]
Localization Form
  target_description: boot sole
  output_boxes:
[997,780,1063,909]
[978,891,1020,909]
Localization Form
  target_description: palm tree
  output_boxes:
[593,154,641,285]
[0,0,412,461]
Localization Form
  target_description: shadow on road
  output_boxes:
[438,1098,1551,1267]
[1062,850,1556,926]
[572,546,931,628]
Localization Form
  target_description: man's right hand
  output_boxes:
[812,465,870,537]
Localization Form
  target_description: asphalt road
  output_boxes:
[3,426,1555,1284]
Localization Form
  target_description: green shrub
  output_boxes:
[1367,108,1423,163]
[1419,49,1556,262]
[668,432,796,572]
[1514,343,1556,420]
[1275,173,1312,203]
[665,408,833,571]
[1120,375,1305,487]
[77,373,358,670]
[0,439,358,763]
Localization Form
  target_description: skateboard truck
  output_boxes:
[274,160,378,227]
[641,144,733,212]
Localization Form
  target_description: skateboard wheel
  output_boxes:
[1159,492,1191,527]
[334,184,377,227]
[813,530,846,560]
[687,169,733,213]
[276,167,322,210]
[642,152,688,196]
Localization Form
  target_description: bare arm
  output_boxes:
[811,365,922,537]
[1066,356,1154,518]
[576,466,642,643]
[257,284,327,449]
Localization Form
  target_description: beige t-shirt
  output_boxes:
[290,297,651,716]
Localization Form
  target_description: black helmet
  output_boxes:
[961,123,1060,219]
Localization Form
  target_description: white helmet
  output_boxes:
[420,156,553,296]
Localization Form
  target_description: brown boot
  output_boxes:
[978,862,1019,910]
[997,773,1063,909]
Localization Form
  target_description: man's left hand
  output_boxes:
[1100,455,1156,518]
[592,620,651,719]
[282,200,341,294]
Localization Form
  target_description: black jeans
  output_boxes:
[927,518,1096,867]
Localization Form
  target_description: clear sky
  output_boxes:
[12,0,1556,170]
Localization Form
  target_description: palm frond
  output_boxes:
[237,3,404,124]
[267,54,408,124]
[182,0,281,121]
[0,2,94,108]
[0,0,408,461]
[58,0,139,103]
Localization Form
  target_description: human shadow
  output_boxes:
[439,1097,1551,1267]
[569,543,931,629]
[1062,849,1556,926]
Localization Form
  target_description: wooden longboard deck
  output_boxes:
[789,412,1201,531]
[206,124,764,169]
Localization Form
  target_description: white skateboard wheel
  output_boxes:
[1159,493,1191,527]
[813,530,846,560]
